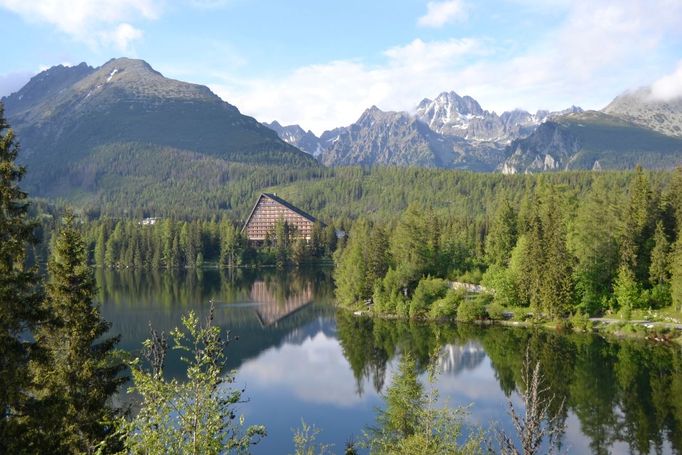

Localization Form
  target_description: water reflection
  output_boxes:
[97,267,335,375]
[99,269,682,454]
[336,314,682,455]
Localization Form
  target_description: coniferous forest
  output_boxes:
[4,0,682,452]
[4,97,682,454]
[333,167,682,321]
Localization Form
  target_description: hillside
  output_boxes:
[2,58,317,197]
[603,88,682,138]
[501,111,682,173]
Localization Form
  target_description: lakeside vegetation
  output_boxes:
[4,93,682,453]
[333,167,682,332]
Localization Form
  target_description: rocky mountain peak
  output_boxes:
[603,88,682,137]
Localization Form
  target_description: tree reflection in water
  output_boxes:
[336,313,682,454]
[97,269,682,454]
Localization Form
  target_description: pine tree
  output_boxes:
[649,221,670,286]
[668,166,682,239]
[486,196,518,267]
[391,205,433,290]
[525,199,545,316]
[671,239,682,312]
[291,238,308,266]
[568,178,620,314]
[334,220,369,307]
[0,104,44,448]
[365,225,390,289]
[622,167,658,284]
[32,214,125,453]
[219,221,242,268]
[538,187,573,318]
[274,219,291,269]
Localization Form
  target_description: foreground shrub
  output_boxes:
[457,298,488,322]
[429,289,465,320]
[570,312,594,332]
[410,277,449,319]
[486,301,506,321]
[120,306,265,454]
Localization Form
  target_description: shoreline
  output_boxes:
[346,308,682,345]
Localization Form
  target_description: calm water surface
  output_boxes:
[97,268,682,454]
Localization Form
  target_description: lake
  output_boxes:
[97,267,682,454]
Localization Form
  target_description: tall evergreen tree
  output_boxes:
[668,166,682,240]
[31,214,125,453]
[219,221,243,268]
[622,167,658,284]
[334,220,370,307]
[671,239,682,312]
[649,221,671,287]
[274,218,292,269]
[366,225,390,288]
[485,196,518,267]
[538,187,574,318]
[568,178,620,314]
[0,104,43,448]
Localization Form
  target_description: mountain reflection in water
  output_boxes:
[98,268,682,455]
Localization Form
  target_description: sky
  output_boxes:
[1,0,681,134]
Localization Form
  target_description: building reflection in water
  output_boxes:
[249,280,314,327]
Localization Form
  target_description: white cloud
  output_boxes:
[101,23,144,54]
[237,333,377,407]
[0,0,159,52]
[650,61,682,101]
[418,0,466,28]
[211,38,484,134]
[207,0,682,134]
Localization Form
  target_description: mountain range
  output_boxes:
[1,57,316,196]
[265,90,682,173]
[2,57,682,205]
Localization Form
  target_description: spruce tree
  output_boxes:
[622,167,658,284]
[671,239,682,312]
[649,221,670,286]
[568,178,620,314]
[219,221,242,268]
[668,166,682,238]
[485,196,518,267]
[538,186,573,318]
[334,219,370,307]
[0,103,43,447]
[32,214,125,453]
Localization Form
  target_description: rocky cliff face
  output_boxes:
[499,111,682,173]
[320,106,458,167]
[263,121,325,156]
[416,91,506,141]
[603,88,682,138]
[318,106,508,170]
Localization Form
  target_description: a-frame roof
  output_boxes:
[242,193,324,233]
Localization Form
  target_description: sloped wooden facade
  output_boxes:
[242,193,321,241]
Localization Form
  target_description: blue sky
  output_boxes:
[1,0,682,134]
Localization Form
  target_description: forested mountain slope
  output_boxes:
[1,58,317,197]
